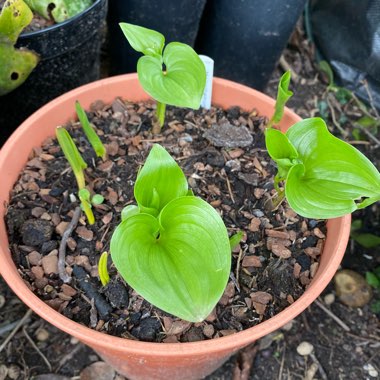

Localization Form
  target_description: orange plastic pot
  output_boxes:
[0,74,351,380]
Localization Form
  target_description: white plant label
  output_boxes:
[199,55,214,109]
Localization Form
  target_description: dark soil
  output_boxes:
[0,19,379,380]
[5,97,325,344]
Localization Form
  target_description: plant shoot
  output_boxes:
[119,23,206,130]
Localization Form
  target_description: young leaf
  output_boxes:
[78,188,95,225]
[75,101,106,159]
[137,42,206,109]
[98,251,110,286]
[91,193,104,205]
[282,118,380,218]
[56,127,87,190]
[121,205,139,221]
[110,196,231,322]
[268,71,293,127]
[351,233,380,248]
[134,144,188,214]
[119,22,165,57]
[229,231,244,250]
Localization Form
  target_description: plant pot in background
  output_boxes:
[0,0,108,148]
[107,0,207,75]
[195,0,307,90]
[0,75,351,380]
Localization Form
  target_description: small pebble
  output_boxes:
[296,341,314,356]
[41,254,58,275]
[0,295,5,309]
[28,251,42,266]
[76,226,94,241]
[364,363,378,378]
[35,328,50,342]
[324,293,335,305]
[69,193,77,203]
[80,362,115,380]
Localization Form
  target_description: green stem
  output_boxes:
[156,101,166,127]
[80,199,95,225]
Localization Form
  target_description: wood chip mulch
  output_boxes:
[5,98,326,343]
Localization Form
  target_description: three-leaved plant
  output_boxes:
[110,144,231,322]
[119,23,206,132]
[265,71,380,219]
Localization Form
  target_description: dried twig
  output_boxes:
[314,299,350,332]
[22,326,52,371]
[0,309,33,353]
[55,343,82,372]
[225,172,235,204]
[326,95,348,137]
[58,206,81,283]
[310,352,328,380]
[354,124,380,147]
[361,79,380,119]
[278,344,286,380]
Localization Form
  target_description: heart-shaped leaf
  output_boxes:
[119,22,164,57]
[137,42,206,109]
[110,196,231,322]
[284,118,380,218]
[134,144,188,215]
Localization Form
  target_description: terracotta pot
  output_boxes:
[0,74,351,380]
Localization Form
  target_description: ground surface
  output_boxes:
[0,22,379,380]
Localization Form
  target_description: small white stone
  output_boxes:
[297,341,314,356]
[364,363,378,378]
[324,293,335,305]
[69,193,77,203]
[281,320,294,331]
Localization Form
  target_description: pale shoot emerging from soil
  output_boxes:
[98,251,110,286]
[75,101,106,160]
[265,72,380,219]
[56,126,104,225]
[111,144,231,322]
[119,23,206,131]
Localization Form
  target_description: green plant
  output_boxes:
[0,0,39,95]
[119,23,206,131]
[56,102,105,224]
[110,144,231,322]
[24,0,92,23]
[265,71,380,219]
[98,251,110,286]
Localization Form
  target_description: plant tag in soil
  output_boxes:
[199,55,214,109]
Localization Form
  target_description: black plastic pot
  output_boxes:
[195,0,306,90]
[107,0,207,75]
[0,0,108,147]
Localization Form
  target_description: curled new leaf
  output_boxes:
[111,196,231,322]
[75,101,106,159]
[56,127,87,189]
[268,70,293,127]
[134,144,188,214]
[98,251,110,286]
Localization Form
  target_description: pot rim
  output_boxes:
[0,73,351,357]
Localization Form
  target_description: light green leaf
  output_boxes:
[137,42,206,109]
[0,44,39,95]
[119,22,165,57]
[229,231,243,250]
[110,196,231,322]
[91,193,104,205]
[75,101,106,159]
[56,127,87,190]
[78,188,90,201]
[269,71,293,126]
[284,118,380,218]
[134,144,188,214]
[121,205,139,221]
[0,0,33,44]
